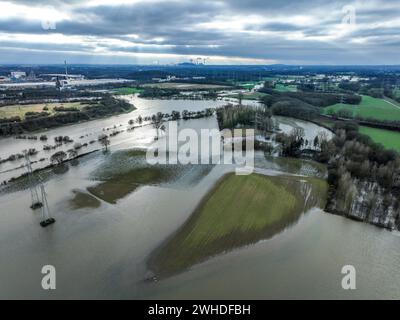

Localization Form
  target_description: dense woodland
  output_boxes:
[325,122,400,227]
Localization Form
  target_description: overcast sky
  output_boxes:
[0,0,399,65]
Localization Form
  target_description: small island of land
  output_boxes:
[148,172,328,278]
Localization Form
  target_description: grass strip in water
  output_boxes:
[69,190,101,209]
[87,167,173,204]
[148,172,327,278]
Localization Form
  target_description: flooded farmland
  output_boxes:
[1,96,400,299]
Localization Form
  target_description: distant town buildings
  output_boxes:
[152,75,176,82]
[0,65,132,90]
[151,75,206,82]
[10,71,26,80]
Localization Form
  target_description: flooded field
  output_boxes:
[0,95,332,183]
[0,95,227,181]
[1,96,400,299]
[148,173,328,279]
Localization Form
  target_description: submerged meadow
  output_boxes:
[148,173,328,278]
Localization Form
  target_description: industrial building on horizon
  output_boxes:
[0,61,132,90]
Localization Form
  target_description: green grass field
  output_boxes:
[149,173,327,277]
[113,87,143,95]
[232,81,263,90]
[0,102,89,120]
[274,83,297,92]
[359,126,400,152]
[323,95,400,121]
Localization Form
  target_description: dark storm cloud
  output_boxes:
[0,0,399,64]
[0,19,43,33]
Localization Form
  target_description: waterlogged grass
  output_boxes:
[88,167,173,204]
[87,149,214,204]
[359,126,400,152]
[113,87,143,95]
[323,95,400,121]
[235,81,261,90]
[149,173,328,278]
[69,190,101,209]
[226,92,267,100]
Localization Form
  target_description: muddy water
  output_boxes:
[0,95,227,181]
[139,209,400,300]
[0,95,331,182]
[2,160,400,299]
[0,98,400,299]
[275,116,334,142]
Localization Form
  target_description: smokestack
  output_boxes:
[64,60,68,77]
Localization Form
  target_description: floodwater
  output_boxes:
[276,116,334,142]
[140,209,400,300]
[0,95,330,182]
[0,96,400,299]
[0,95,228,181]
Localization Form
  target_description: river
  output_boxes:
[0,96,399,299]
[0,95,330,182]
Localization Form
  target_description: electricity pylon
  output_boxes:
[24,151,42,210]
[24,151,55,227]
[38,181,55,228]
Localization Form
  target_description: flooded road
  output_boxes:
[0,97,399,299]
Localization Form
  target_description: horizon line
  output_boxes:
[1,63,400,67]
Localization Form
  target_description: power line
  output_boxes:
[23,151,55,227]
[24,151,42,210]
[38,180,55,228]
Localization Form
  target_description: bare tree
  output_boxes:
[50,151,67,165]
[152,112,165,139]
[67,149,78,158]
[98,134,110,151]
[73,142,82,150]
[238,92,243,106]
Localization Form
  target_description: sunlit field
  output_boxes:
[359,126,400,152]
[324,95,400,121]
